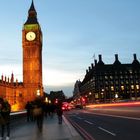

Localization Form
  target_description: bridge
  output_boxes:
[1,111,83,140]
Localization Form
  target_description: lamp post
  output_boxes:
[111,86,114,102]
[101,89,105,103]
[136,85,139,100]
[89,92,92,104]
[89,92,92,95]
[115,94,118,102]
[121,85,124,100]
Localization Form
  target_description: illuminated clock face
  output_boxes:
[26,31,36,41]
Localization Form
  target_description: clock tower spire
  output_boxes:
[22,1,43,101]
[25,0,38,25]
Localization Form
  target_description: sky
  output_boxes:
[0,0,140,97]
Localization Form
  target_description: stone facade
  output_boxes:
[79,54,140,103]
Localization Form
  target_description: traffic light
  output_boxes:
[82,97,85,102]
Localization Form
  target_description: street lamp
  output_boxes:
[115,94,118,99]
[45,97,48,103]
[101,89,106,103]
[48,100,51,104]
[37,89,40,96]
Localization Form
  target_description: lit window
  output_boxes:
[111,86,114,91]
[130,76,133,79]
[129,70,132,74]
[105,87,109,90]
[136,85,139,90]
[126,80,129,84]
[110,76,113,79]
[95,94,99,98]
[131,85,134,89]
[105,81,108,85]
[121,86,124,90]
[105,76,108,79]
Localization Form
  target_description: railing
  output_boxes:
[10,110,27,127]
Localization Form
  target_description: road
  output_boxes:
[65,103,140,140]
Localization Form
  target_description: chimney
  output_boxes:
[86,69,88,74]
[133,54,137,60]
[94,59,97,65]
[91,63,94,68]
[1,74,3,83]
[89,66,91,71]
[115,54,118,61]
[5,76,6,83]
[8,77,9,84]
[99,54,102,61]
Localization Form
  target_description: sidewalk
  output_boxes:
[9,114,84,140]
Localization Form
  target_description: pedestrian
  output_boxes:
[49,103,56,118]
[44,103,49,118]
[0,98,11,140]
[25,101,32,122]
[56,102,63,124]
[33,97,44,132]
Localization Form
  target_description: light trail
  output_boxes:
[86,101,140,108]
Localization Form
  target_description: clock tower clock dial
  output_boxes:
[26,31,36,41]
[22,0,43,100]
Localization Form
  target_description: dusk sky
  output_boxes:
[0,0,140,97]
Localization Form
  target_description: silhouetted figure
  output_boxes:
[25,101,32,122]
[44,103,49,118]
[33,97,44,132]
[49,103,56,118]
[30,101,35,121]
[0,98,11,140]
[56,102,63,124]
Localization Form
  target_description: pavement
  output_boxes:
[9,114,84,140]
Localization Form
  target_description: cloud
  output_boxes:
[0,64,22,81]
[43,68,82,86]
[44,84,74,97]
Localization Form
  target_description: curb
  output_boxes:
[63,115,84,140]
[65,115,96,140]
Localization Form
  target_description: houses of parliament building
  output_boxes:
[73,54,140,103]
[0,1,44,111]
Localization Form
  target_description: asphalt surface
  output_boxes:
[65,106,140,140]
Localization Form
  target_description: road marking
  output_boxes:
[98,126,116,136]
[83,110,140,121]
[69,118,96,140]
[77,117,83,120]
[75,113,79,115]
[84,120,93,125]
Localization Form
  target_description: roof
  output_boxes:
[24,0,39,25]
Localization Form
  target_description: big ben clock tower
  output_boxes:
[22,0,43,100]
